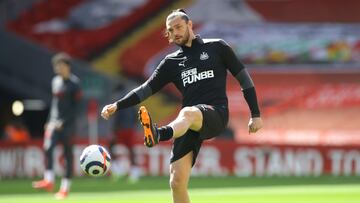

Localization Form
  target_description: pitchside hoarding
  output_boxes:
[0,140,359,178]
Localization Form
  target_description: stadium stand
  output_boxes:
[7,0,172,58]
[246,0,360,22]
[0,0,41,26]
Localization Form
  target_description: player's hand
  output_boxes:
[101,103,117,120]
[248,117,263,134]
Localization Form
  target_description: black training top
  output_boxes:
[49,74,82,125]
[147,36,245,107]
[116,36,260,117]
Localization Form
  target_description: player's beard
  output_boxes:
[174,27,190,46]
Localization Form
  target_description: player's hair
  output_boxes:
[52,52,71,66]
[167,8,190,23]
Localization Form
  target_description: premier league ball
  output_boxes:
[80,145,111,177]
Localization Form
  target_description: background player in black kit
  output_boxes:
[32,53,82,200]
[101,9,263,203]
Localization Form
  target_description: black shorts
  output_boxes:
[170,104,228,166]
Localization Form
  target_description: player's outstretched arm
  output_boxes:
[100,83,154,120]
[101,59,170,120]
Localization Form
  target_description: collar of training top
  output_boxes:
[180,35,204,52]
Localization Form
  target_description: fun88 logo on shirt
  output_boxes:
[181,68,214,87]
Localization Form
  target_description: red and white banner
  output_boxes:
[0,140,359,178]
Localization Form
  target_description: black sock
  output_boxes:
[158,126,173,141]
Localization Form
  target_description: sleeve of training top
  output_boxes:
[235,69,260,117]
[115,90,140,110]
[218,40,245,76]
[219,40,261,117]
[243,87,260,117]
[145,59,171,93]
[116,59,170,110]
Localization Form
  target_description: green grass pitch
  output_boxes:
[1,176,360,203]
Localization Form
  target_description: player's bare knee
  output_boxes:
[169,175,186,191]
[180,106,201,123]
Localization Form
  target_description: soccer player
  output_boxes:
[32,53,82,200]
[101,9,263,203]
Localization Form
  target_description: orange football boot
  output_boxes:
[55,189,68,199]
[138,106,159,147]
[32,179,54,192]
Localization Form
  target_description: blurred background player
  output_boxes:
[109,83,141,183]
[32,53,82,199]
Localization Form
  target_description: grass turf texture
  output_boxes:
[1,176,360,203]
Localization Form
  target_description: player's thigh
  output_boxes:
[169,151,193,185]
[180,106,203,132]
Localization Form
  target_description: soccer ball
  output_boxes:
[80,145,111,177]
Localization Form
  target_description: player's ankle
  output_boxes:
[158,126,173,141]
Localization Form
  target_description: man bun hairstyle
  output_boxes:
[167,8,190,23]
[52,52,71,66]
